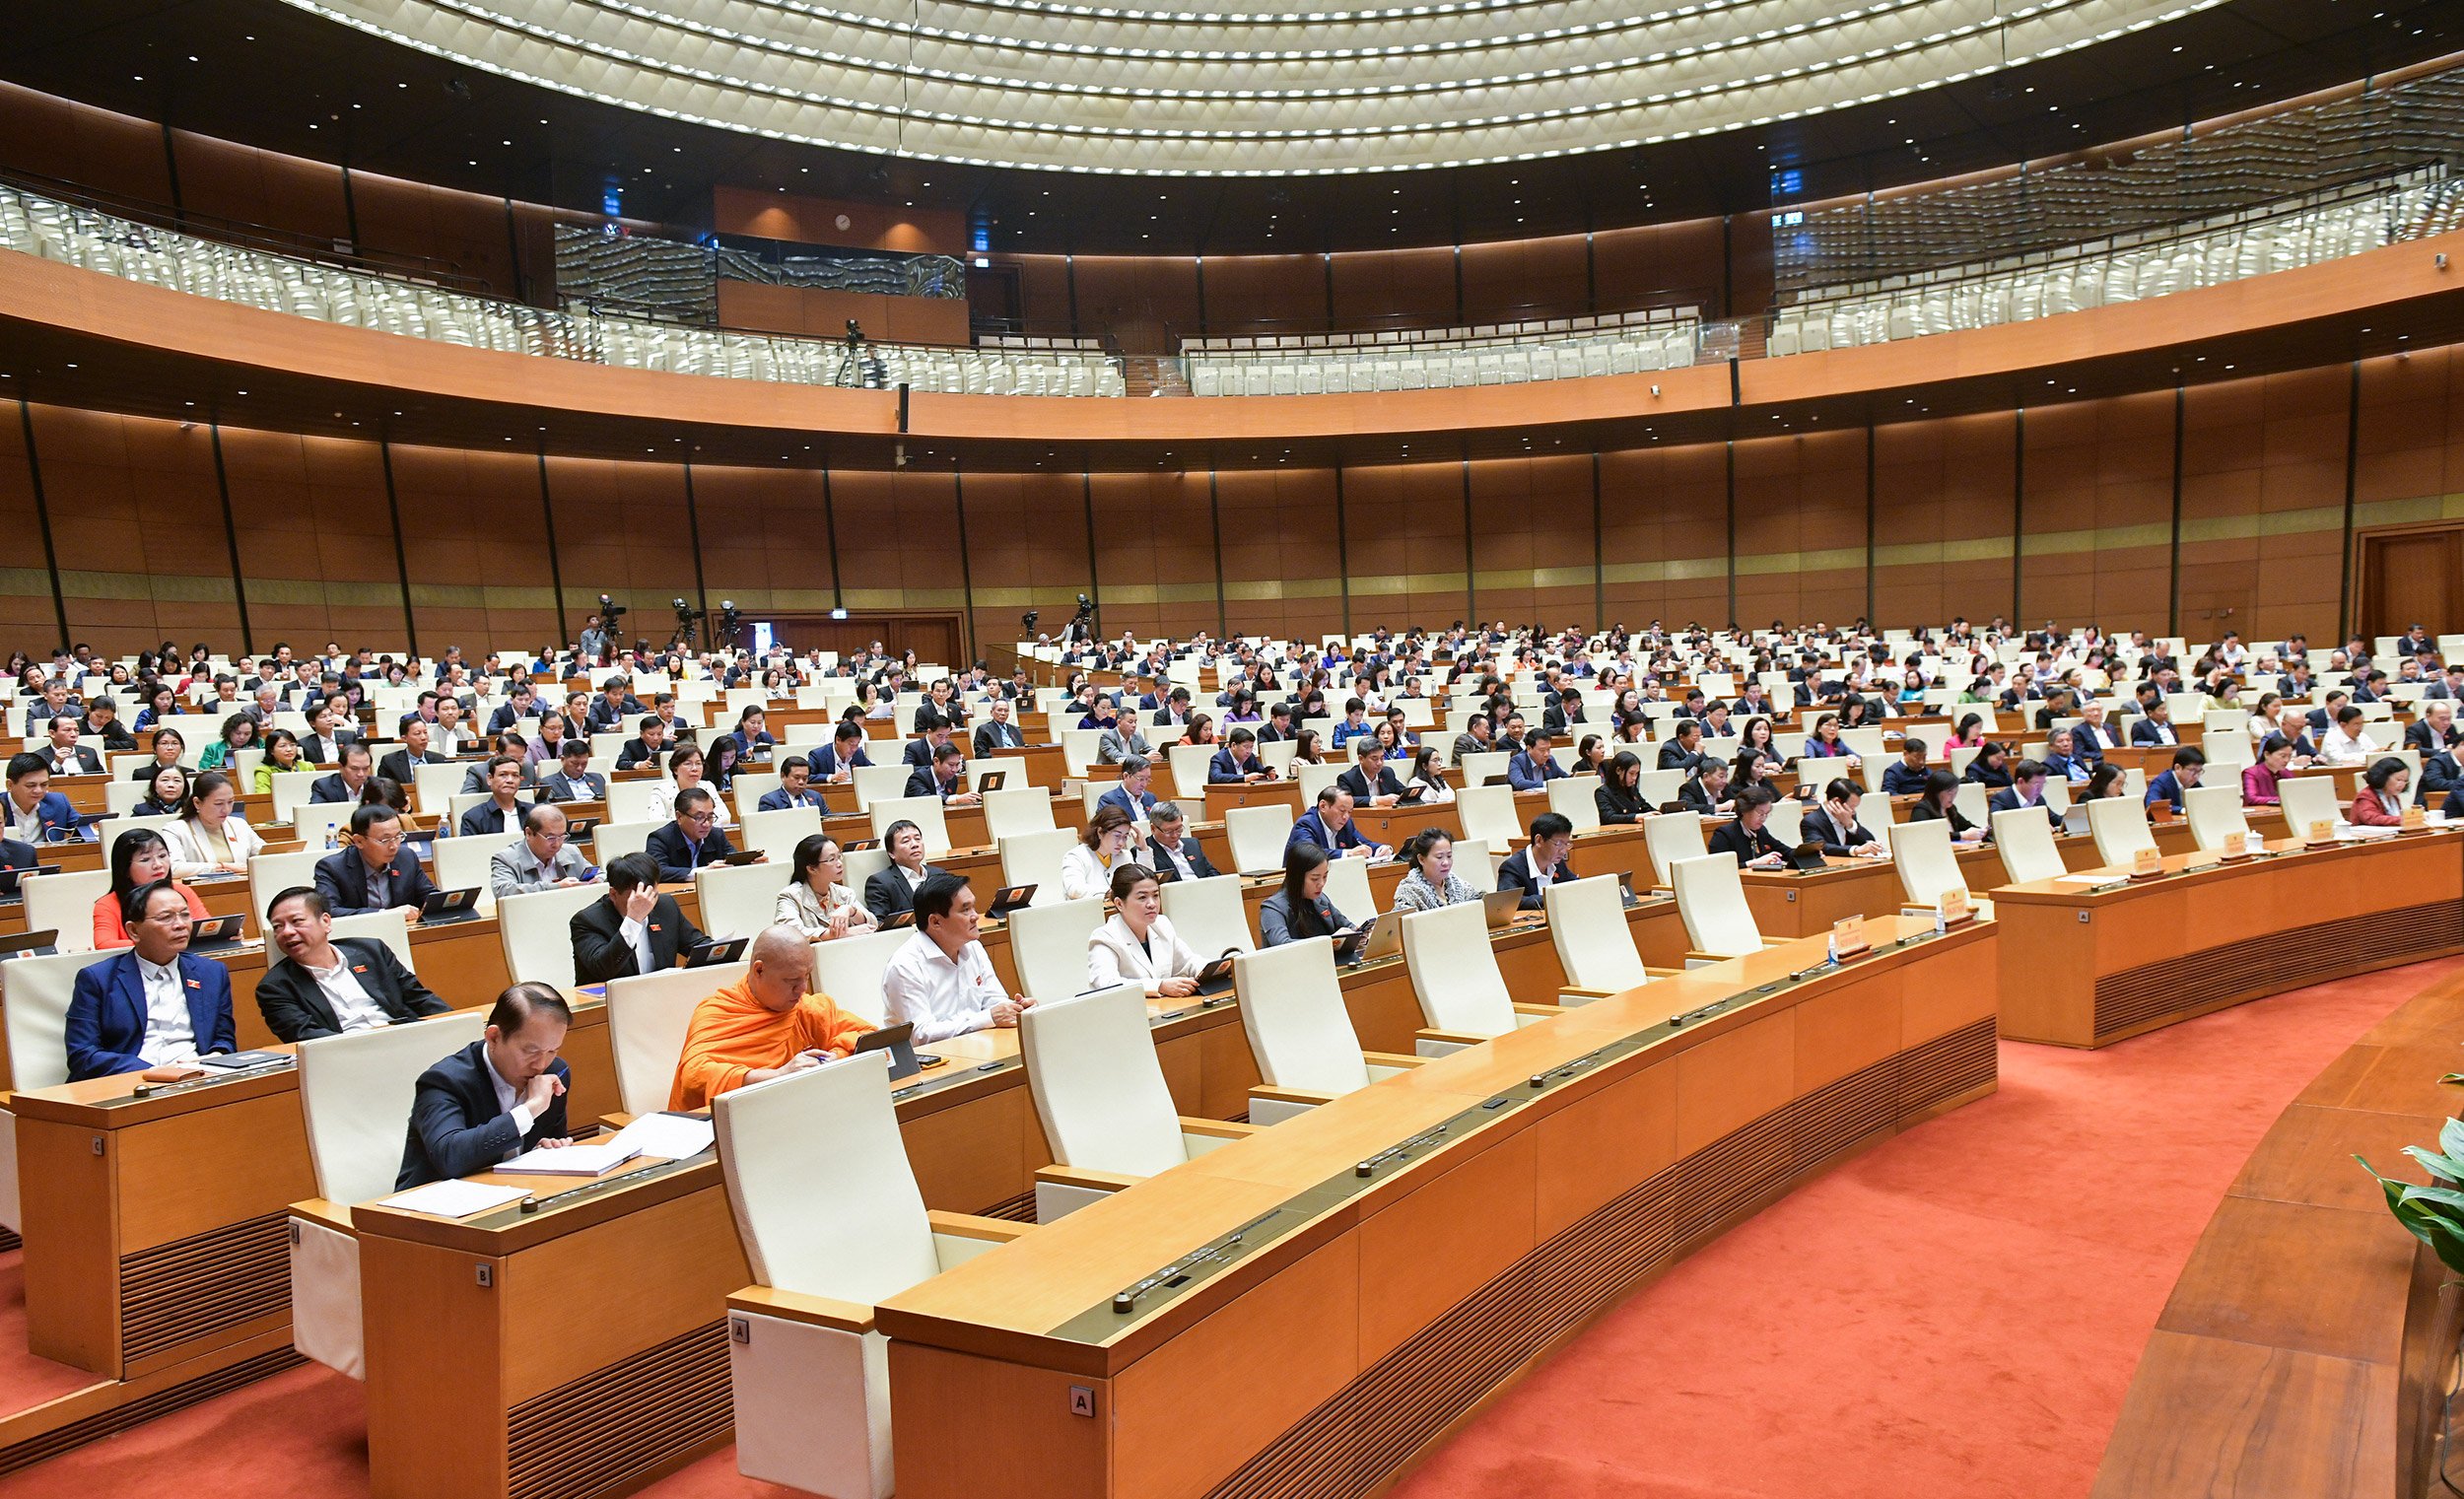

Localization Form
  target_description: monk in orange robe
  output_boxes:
[670,925,871,1110]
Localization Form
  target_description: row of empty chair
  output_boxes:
[1769,171,2461,356]
[0,185,1126,397]
[1188,323,1696,395]
[1186,306,1696,355]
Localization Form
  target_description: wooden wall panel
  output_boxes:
[689,465,839,630]
[166,131,350,247]
[1089,472,1216,639]
[0,82,173,207]
[831,470,969,622]
[395,445,558,650]
[1342,460,1469,630]
[1467,454,1595,628]
[1328,248,1458,333]
[541,455,702,653]
[2019,392,2174,635]
[1070,257,1201,350]
[2181,369,2350,647]
[347,172,521,300]
[1872,412,2017,631]
[1216,466,1341,641]
[219,427,407,652]
[1198,256,1325,339]
[30,406,238,655]
[1460,236,1589,325]
[0,408,60,650]
[958,470,1092,655]
[998,255,1077,337]
[1599,442,1729,627]
[1732,430,1867,628]
[1591,220,1727,314]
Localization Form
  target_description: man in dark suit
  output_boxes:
[864,819,946,921]
[257,886,450,1043]
[309,743,376,804]
[1143,802,1219,882]
[2406,702,2460,754]
[1987,761,2066,831]
[2129,703,2179,746]
[1707,786,1793,868]
[4,756,92,845]
[64,882,238,1079]
[1540,687,1586,737]
[457,756,533,839]
[314,804,439,917]
[756,756,827,812]
[1335,741,1406,808]
[1495,812,1577,910]
[972,698,1026,759]
[2143,747,2206,814]
[2070,704,2113,764]
[571,852,711,984]
[904,741,982,805]
[808,722,873,783]
[37,715,103,777]
[395,984,574,1190]
[0,834,37,897]
[376,718,449,786]
[645,787,750,883]
[537,740,608,803]
[487,684,539,736]
[585,677,644,733]
[1209,728,1275,784]
[615,715,672,773]
[1801,778,1883,855]
[1656,721,1706,774]
[1288,786,1390,860]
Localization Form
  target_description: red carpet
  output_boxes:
[4,958,2451,1499]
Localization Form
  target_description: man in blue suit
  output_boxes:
[756,756,828,812]
[808,722,873,783]
[3,755,90,845]
[1096,756,1160,824]
[2144,746,2206,814]
[1287,785,1392,860]
[315,803,439,917]
[395,983,574,1189]
[65,881,237,1079]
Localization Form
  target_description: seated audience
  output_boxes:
[395,984,572,1189]
[775,834,878,940]
[93,828,209,947]
[257,886,449,1042]
[490,803,593,896]
[1086,864,1208,996]
[668,925,871,1110]
[882,873,1027,1041]
[1261,842,1353,947]
[571,852,711,983]
[65,881,237,1080]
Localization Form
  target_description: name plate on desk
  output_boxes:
[1828,915,1871,961]
[2306,819,2334,846]
[2130,846,2163,879]
[1935,887,1972,929]
[2403,804,2428,831]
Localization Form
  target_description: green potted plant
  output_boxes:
[2358,1106,2464,1274]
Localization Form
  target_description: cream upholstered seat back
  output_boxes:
[981,786,1057,842]
[2280,774,2340,837]
[1457,784,1520,848]
[1008,897,1105,1002]
[3,946,120,1093]
[997,828,1078,907]
[1889,818,1963,908]
[808,926,911,1027]
[248,848,322,924]
[298,1011,488,1205]
[329,907,416,967]
[740,805,823,861]
[1993,808,2066,884]
[1020,983,1188,1178]
[1233,937,1372,1096]
[851,763,910,813]
[1642,810,1702,885]
[606,961,748,1116]
[1402,901,1514,1037]
[869,796,951,857]
[435,829,517,896]
[1546,874,1648,992]
[1672,852,1761,958]
[2184,784,2252,852]
[694,861,788,940]
[1225,803,1296,875]
[1158,873,1254,957]
[2087,796,2156,867]
[590,819,658,864]
[497,881,612,988]
[1165,744,1214,801]
[715,1052,941,1305]
[1546,776,1602,833]
[1321,855,1374,922]
[25,868,109,954]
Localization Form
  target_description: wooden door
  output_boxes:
[2361,528,2464,641]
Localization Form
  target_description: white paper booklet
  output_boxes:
[376,1180,529,1217]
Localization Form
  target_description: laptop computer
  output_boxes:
[986,884,1037,919]
[1480,888,1526,929]
[853,1021,925,1080]
[1615,871,1644,908]
[185,913,247,951]
[685,936,749,968]
[419,887,483,924]
[2062,805,2091,838]
[1355,917,1404,963]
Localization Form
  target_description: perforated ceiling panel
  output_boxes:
[277,0,2225,174]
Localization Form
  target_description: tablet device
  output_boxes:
[197,1050,288,1070]
[1192,953,1238,995]
[420,886,483,924]
[1333,917,1376,965]
[1480,888,1526,929]
[844,838,881,852]
[686,936,749,968]
[185,913,248,950]
[0,863,58,898]
[986,884,1037,918]
[853,1021,923,1080]
[0,928,59,959]
[1787,842,1828,872]
[565,816,602,840]
[977,770,1006,791]
[1357,917,1404,963]
[719,849,765,866]
[1480,774,1511,787]
[880,910,916,930]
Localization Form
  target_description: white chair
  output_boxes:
[1642,810,1702,886]
[435,829,517,900]
[1401,902,1555,1056]
[0,947,121,1232]
[330,907,415,967]
[1005,897,1104,1002]
[591,818,659,865]
[808,925,912,1026]
[1158,873,1255,958]
[1458,750,1510,787]
[249,848,323,923]
[695,861,788,940]
[740,805,823,862]
[1888,818,1983,919]
[997,828,1079,907]
[980,787,1056,842]
[2280,775,2341,838]
[1993,808,2066,884]
[1321,855,1374,924]
[410,762,464,816]
[718,1055,1027,1499]
[1546,776,1603,833]
[288,1009,489,1380]
[851,764,910,813]
[24,868,110,953]
[1234,937,1422,1123]
[606,960,749,1116]
[1021,984,1256,1220]
[1224,803,1296,875]
[1671,852,1766,963]
[104,813,174,861]
[869,796,951,858]
[497,882,613,988]
[1457,784,1522,849]
[1544,874,1653,1001]
[2184,784,2254,852]
[2087,797,2156,868]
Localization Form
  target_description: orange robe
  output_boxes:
[668,977,871,1110]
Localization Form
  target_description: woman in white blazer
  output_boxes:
[163,769,265,879]
[1085,863,1205,997]
[1058,804,1137,902]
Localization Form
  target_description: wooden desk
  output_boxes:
[874,915,2000,1499]
[1992,829,2464,1047]
[1742,856,1906,936]
[2090,968,2464,1497]
[10,1003,617,1380]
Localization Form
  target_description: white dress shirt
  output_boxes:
[134,953,199,1065]
[8,798,41,843]
[620,916,656,977]
[2320,725,2373,766]
[486,1051,536,1151]
[882,930,1005,1043]
[300,951,392,1033]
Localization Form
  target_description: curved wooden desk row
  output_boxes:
[1994,828,2464,1048]
[2092,963,2464,1497]
[872,915,1998,1499]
